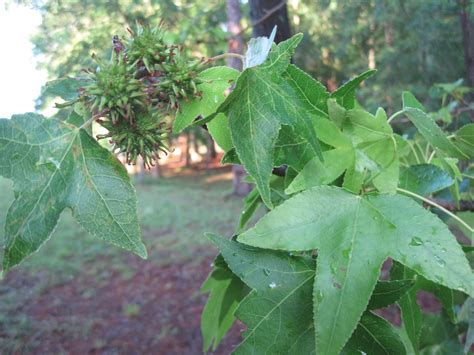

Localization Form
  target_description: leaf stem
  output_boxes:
[387,110,405,124]
[396,187,473,233]
[208,53,245,64]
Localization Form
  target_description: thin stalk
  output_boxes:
[208,53,245,64]
[427,151,436,164]
[397,188,473,233]
[387,110,405,124]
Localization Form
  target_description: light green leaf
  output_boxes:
[285,147,353,194]
[402,107,467,160]
[402,91,426,111]
[207,113,233,152]
[330,69,376,109]
[399,164,454,196]
[173,66,239,133]
[327,98,346,128]
[0,113,146,271]
[201,255,249,352]
[273,125,314,172]
[207,234,316,354]
[238,186,473,354]
[342,312,406,354]
[313,116,352,149]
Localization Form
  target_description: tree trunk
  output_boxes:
[226,0,252,195]
[459,0,474,88]
[249,0,292,41]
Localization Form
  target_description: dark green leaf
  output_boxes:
[343,311,406,355]
[201,255,249,352]
[207,234,316,354]
[216,35,321,207]
[368,279,416,310]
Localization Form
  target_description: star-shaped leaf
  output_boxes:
[215,34,321,208]
[0,113,146,271]
[238,186,473,354]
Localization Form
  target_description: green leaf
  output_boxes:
[201,255,249,352]
[419,313,465,354]
[0,114,146,271]
[367,279,416,310]
[283,64,329,117]
[402,107,467,160]
[285,147,353,194]
[402,91,426,111]
[216,35,321,208]
[342,312,406,355]
[453,123,474,159]
[273,125,314,172]
[238,186,473,354]
[459,297,474,354]
[207,234,316,354]
[42,77,86,101]
[207,113,233,152]
[330,69,376,109]
[391,262,422,352]
[173,66,239,133]
[399,164,454,196]
[327,98,346,128]
[238,188,261,231]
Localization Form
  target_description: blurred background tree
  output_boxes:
[11,0,470,114]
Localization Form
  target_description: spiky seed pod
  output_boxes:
[124,23,171,71]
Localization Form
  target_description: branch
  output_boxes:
[272,165,288,177]
[235,0,287,36]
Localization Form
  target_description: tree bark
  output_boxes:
[226,0,252,195]
[459,0,474,88]
[249,0,291,41]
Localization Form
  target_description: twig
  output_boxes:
[235,0,287,36]
[397,188,473,233]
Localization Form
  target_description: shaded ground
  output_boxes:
[0,168,252,354]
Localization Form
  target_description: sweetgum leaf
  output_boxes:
[207,234,316,354]
[342,312,406,354]
[0,113,146,271]
[42,77,87,101]
[173,66,239,134]
[201,255,249,352]
[367,279,416,310]
[215,34,321,208]
[330,69,376,109]
[238,186,473,354]
[453,123,474,159]
[399,164,454,196]
[402,92,467,159]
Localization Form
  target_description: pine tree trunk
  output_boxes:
[459,0,474,88]
[226,0,252,195]
[249,0,291,41]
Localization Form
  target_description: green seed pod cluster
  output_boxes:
[82,53,145,124]
[96,113,169,169]
[76,22,206,168]
[124,23,171,72]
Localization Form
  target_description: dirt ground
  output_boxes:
[3,253,243,354]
